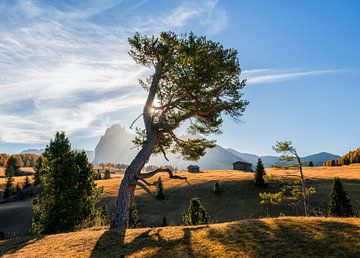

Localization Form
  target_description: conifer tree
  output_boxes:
[3,169,14,199]
[32,132,103,234]
[23,176,31,189]
[129,201,139,228]
[213,181,221,194]
[328,177,353,217]
[182,197,209,226]
[154,177,165,200]
[254,158,267,187]
[308,161,314,167]
[5,155,22,176]
[33,156,43,186]
[104,169,111,179]
[162,216,167,227]
[15,183,21,194]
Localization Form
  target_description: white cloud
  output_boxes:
[244,69,342,84]
[0,0,227,146]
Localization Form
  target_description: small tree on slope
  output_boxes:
[111,32,248,228]
[32,132,103,234]
[33,156,43,186]
[23,176,31,189]
[154,177,165,200]
[3,167,15,199]
[328,177,353,217]
[182,197,209,226]
[213,181,221,194]
[254,158,267,187]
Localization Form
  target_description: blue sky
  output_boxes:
[0,0,359,156]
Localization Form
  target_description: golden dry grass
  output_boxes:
[1,217,360,257]
[1,166,360,237]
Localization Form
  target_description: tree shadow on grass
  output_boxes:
[90,226,207,257]
[0,236,43,256]
[207,219,360,257]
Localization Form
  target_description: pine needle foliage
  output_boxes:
[32,132,103,234]
[254,158,267,187]
[328,177,353,217]
[182,197,209,226]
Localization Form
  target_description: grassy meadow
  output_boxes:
[0,165,359,237]
[1,217,360,257]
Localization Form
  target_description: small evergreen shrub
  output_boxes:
[328,177,353,217]
[33,156,43,185]
[104,169,111,179]
[3,174,14,199]
[308,161,314,167]
[213,181,221,194]
[23,176,31,189]
[162,216,167,227]
[254,158,267,187]
[154,177,165,200]
[182,197,209,226]
[129,200,139,228]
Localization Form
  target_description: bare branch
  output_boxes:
[134,180,153,196]
[139,168,187,180]
[130,113,144,129]
[159,145,169,161]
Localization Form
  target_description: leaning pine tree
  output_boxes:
[254,158,266,187]
[111,32,248,228]
[328,177,353,217]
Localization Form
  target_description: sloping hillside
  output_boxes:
[1,166,360,238]
[1,217,360,257]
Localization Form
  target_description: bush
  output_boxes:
[33,156,43,185]
[154,177,165,200]
[104,169,111,179]
[182,197,209,226]
[129,200,139,228]
[328,177,353,217]
[3,174,14,199]
[23,176,31,189]
[254,158,267,187]
[162,216,167,227]
[308,161,314,167]
[32,132,103,234]
[213,181,221,194]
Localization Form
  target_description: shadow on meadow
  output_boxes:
[90,226,207,257]
[0,236,42,256]
[206,219,360,257]
[89,218,360,257]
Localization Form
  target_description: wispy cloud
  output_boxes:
[0,0,226,146]
[244,69,342,84]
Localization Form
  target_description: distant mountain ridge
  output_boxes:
[93,124,340,169]
[20,149,95,162]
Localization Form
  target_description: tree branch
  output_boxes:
[130,113,144,129]
[134,180,153,196]
[159,145,169,161]
[139,168,187,180]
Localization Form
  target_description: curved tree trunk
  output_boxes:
[110,134,156,228]
[111,64,162,229]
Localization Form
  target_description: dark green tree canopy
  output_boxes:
[130,32,248,161]
[254,158,266,187]
[32,132,103,234]
[328,177,353,217]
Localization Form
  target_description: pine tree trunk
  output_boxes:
[110,134,156,228]
[111,63,162,229]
